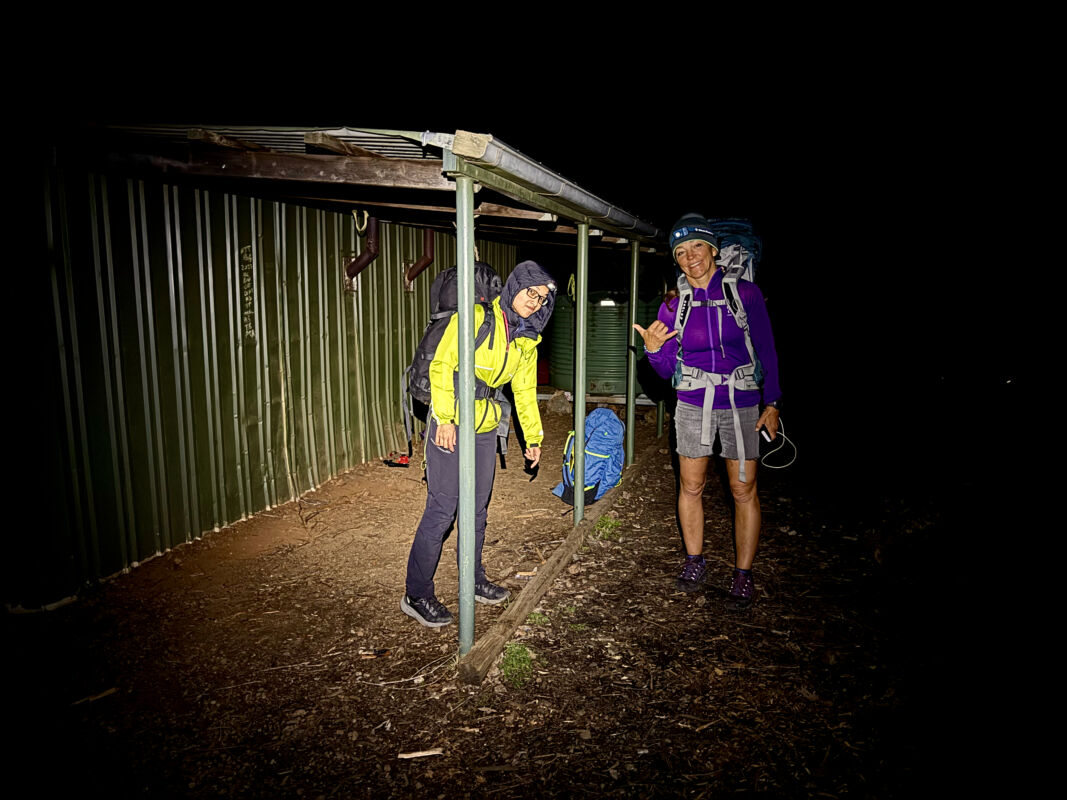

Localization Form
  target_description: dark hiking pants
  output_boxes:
[405,418,498,599]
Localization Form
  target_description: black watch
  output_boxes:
[765,399,782,410]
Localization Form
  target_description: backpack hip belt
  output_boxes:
[479,383,512,456]
[673,362,759,483]
[452,375,512,455]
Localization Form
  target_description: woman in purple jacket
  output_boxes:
[634,214,781,610]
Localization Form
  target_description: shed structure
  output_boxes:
[35,126,661,640]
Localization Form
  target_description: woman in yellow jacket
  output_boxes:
[402,261,558,627]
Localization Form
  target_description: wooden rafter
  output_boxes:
[99,150,453,191]
[188,129,272,151]
[474,203,557,222]
[304,131,383,158]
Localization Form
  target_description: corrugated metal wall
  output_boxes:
[34,166,515,606]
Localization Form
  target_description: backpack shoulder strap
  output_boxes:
[473,302,496,350]
[720,264,747,325]
[674,272,692,329]
[720,265,760,376]
[674,272,694,360]
[673,267,763,388]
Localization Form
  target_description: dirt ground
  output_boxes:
[6,396,1012,798]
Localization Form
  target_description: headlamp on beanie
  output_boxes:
[669,214,720,259]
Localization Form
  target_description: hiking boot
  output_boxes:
[401,594,454,627]
[675,555,707,592]
[725,568,755,611]
[474,580,511,605]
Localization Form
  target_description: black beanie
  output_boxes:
[668,213,720,258]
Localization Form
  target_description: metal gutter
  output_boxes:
[408,130,660,242]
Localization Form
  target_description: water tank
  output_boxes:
[547,291,663,396]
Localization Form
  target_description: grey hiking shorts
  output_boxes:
[674,401,759,461]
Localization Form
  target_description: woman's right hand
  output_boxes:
[434,422,457,452]
[633,321,678,353]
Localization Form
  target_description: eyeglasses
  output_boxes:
[525,287,549,307]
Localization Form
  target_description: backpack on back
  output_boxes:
[708,217,761,284]
[402,262,503,455]
[552,408,626,506]
[671,218,765,482]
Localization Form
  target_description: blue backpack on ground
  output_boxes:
[552,408,625,506]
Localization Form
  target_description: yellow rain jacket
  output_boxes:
[428,297,544,446]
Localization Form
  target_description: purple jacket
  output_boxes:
[646,270,781,410]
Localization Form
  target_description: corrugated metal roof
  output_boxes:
[104,125,432,159]
[79,123,661,246]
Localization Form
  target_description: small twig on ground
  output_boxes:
[356,654,456,689]
[443,690,478,721]
[730,619,770,631]
[216,680,265,691]
[71,687,118,705]
[261,661,322,672]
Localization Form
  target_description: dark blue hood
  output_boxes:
[500,260,557,340]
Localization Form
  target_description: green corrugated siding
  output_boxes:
[32,166,515,606]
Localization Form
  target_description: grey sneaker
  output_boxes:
[725,568,755,611]
[676,555,707,592]
[401,594,454,627]
[474,580,510,605]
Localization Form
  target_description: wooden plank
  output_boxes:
[101,150,453,191]
[452,130,492,159]
[304,131,383,158]
[274,196,459,214]
[456,437,665,685]
[475,203,556,221]
[188,129,271,151]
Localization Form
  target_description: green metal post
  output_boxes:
[625,241,639,466]
[454,173,477,655]
[573,223,589,525]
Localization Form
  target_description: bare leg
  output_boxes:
[725,459,760,570]
[677,455,709,556]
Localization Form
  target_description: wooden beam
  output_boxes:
[278,197,582,238]
[294,197,461,214]
[101,150,453,191]
[188,129,271,151]
[474,203,557,221]
[304,131,383,158]
[456,437,664,685]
